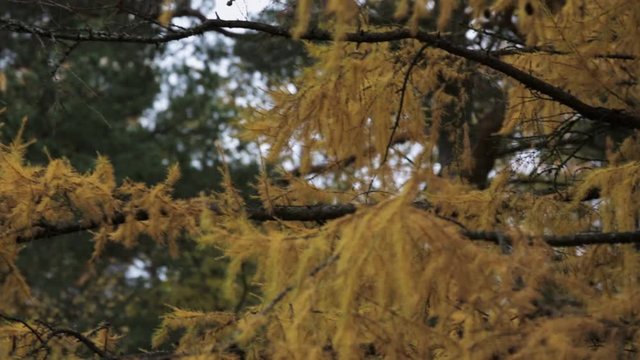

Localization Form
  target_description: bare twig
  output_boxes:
[287,133,412,179]
[0,312,46,345]
[365,44,428,199]
[0,313,113,359]
[50,41,79,78]
[383,44,428,166]
[47,328,114,359]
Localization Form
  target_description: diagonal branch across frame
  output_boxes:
[2,18,638,129]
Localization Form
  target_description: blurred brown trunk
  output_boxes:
[438,74,504,188]
[462,76,505,188]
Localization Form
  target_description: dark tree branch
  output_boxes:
[14,204,358,244]
[15,211,147,244]
[367,44,428,197]
[490,47,637,60]
[463,27,636,60]
[245,203,357,221]
[11,200,640,247]
[260,254,339,316]
[48,328,114,359]
[287,133,412,179]
[289,155,356,177]
[464,230,640,247]
[383,44,428,165]
[1,18,638,129]
[0,312,46,345]
[0,313,113,359]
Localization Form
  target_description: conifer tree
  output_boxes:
[1,0,640,358]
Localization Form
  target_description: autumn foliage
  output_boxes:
[1,0,640,359]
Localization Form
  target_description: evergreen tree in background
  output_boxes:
[0,1,259,350]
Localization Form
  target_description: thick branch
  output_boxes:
[491,47,637,60]
[15,205,357,244]
[2,18,638,128]
[464,230,640,247]
[15,212,143,244]
[246,204,356,221]
[13,201,640,247]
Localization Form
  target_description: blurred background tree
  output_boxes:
[0,0,261,351]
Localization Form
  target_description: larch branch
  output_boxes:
[2,17,638,128]
[0,313,114,359]
[48,328,114,359]
[12,201,640,247]
[14,204,357,244]
[0,312,46,345]
[245,204,357,221]
[464,230,640,247]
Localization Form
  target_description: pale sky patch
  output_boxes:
[212,0,273,20]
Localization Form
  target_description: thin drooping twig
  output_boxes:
[286,133,411,180]
[1,18,638,129]
[50,41,79,78]
[47,328,114,359]
[490,47,637,60]
[365,44,428,199]
[0,312,46,345]
[176,254,339,357]
[462,26,636,60]
[0,313,114,359]
[382,44,429,166]
[260,254,339,316]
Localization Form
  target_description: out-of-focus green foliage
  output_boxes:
[0,1,259,351]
